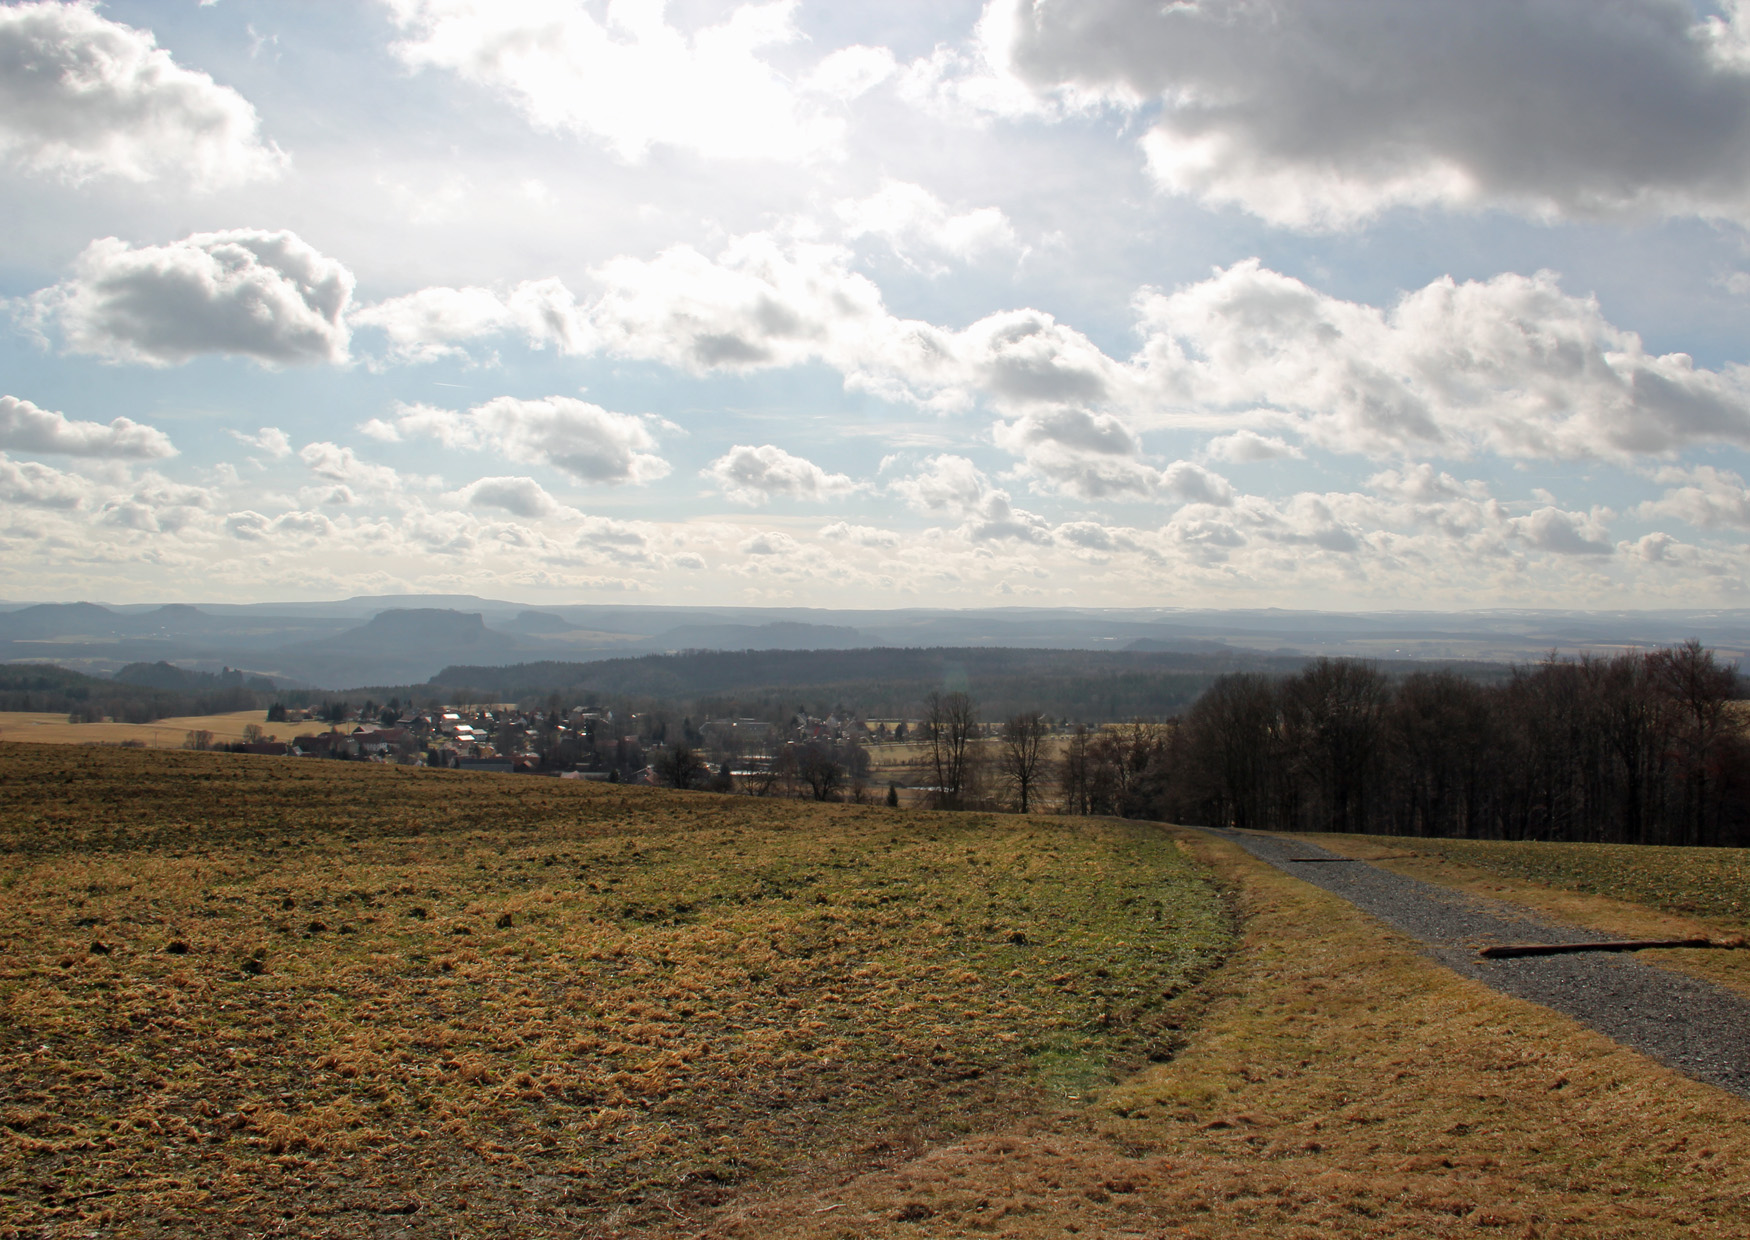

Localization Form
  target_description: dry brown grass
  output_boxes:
[1303,833,1750,1000]
[0,744,1225,1238]
[7,745,1747,1239]
[0,709,273,748]
[703,830,1750,1239]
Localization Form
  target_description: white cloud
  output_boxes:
[299,442,405,496]
[989,0,1750,228]
[455,474,564,518]
[889,453,1051,543]
[589,233,889,375]
[1636,465,1750,529]
[350,278,594,364]
[739,529,802,557]
[383,0,843,162]
[803,44,897,101]
[837,180,1018,268]
[1204,430,1302,463]
[992,408,1157,499]
[1511,506,1615,556]
[702,443,855,505]
[366,395,669,485]
[1368,464,1483,505]
[30,230,354,366]
[0,394,174,459]
[1160,460,1235,508]
[819,520,900,549]
[225,508,338,541]
[1133,260,1750,461]
[228,426,292,459]
[0,2,284,189]
[474,396,670,486]
[0,453,86,508]
[890,453,989,515]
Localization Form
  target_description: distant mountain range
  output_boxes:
[0,594,1744,690]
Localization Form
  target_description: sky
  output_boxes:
[7,1,1750,609]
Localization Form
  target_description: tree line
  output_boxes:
[906,644,1748,847]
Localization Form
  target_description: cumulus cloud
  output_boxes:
[739,529,802,557]
[890,453,1051,543]
[474,396,670,486]
[890,453,989,515]
[209,225,1750,475]
[837,180,1019,269]
[991,0,1750,228]
[95,475,213,534]
[1134,260,1750,461]
[332,232,1089,413]
[365,396,670,486]
[589,234,888,375]
[703,444,855,506]
[1511,506,1615,556]
[225,508,337,541]
[299,442,405,496]
[228,426,292,459]
[0,453,85,508]
[1204,430,1302,463]
[383,0,843,161]
[1636,465,1750,529]
[455,475,564,519]
[1368,464,1484,504]
[0,2,284,189]
[0,394,173,459]
[819,520,900,549]
[350,278,594,364]
[31,230,353,366]
[992,408,1158,499]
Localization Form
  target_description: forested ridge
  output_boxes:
[0,663,271,722]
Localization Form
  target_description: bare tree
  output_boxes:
[1058,724,1092,815]
[652,742,710,790]
[922,690,979,809]
[1651,639,1739,846]
[997,711,1051,813]
[794,740,845,801]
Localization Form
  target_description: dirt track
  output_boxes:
[1215,828,1750,1099]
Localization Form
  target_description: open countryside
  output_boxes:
[6,708,1750,1235]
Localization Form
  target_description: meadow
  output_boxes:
[0,744,1226,1237]
[6,745,1750,1238]
[0,711,273,750]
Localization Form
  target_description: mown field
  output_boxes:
[0,711,273,750]
[0,744,1227,1238]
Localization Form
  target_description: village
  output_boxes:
[244,700,916,795]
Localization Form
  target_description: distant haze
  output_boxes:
[0,595,1742,690]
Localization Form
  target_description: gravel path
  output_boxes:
[1207,829,1750,1099]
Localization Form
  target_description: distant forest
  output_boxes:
[0,663,274,722]
[418,647,1457,722]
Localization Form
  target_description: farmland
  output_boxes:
[0,744,1225,1237]
[0,711,273,750]
[6,745,1750,1238]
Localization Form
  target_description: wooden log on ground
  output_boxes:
[1478,938,1718,959]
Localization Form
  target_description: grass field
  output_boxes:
[1316,835,1750,930]
[1308,833,1750,1002]
[0,744,1225,1237]
[0,711,274,749]
[5,747,1750,1238]
[713,831,1750,1239]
